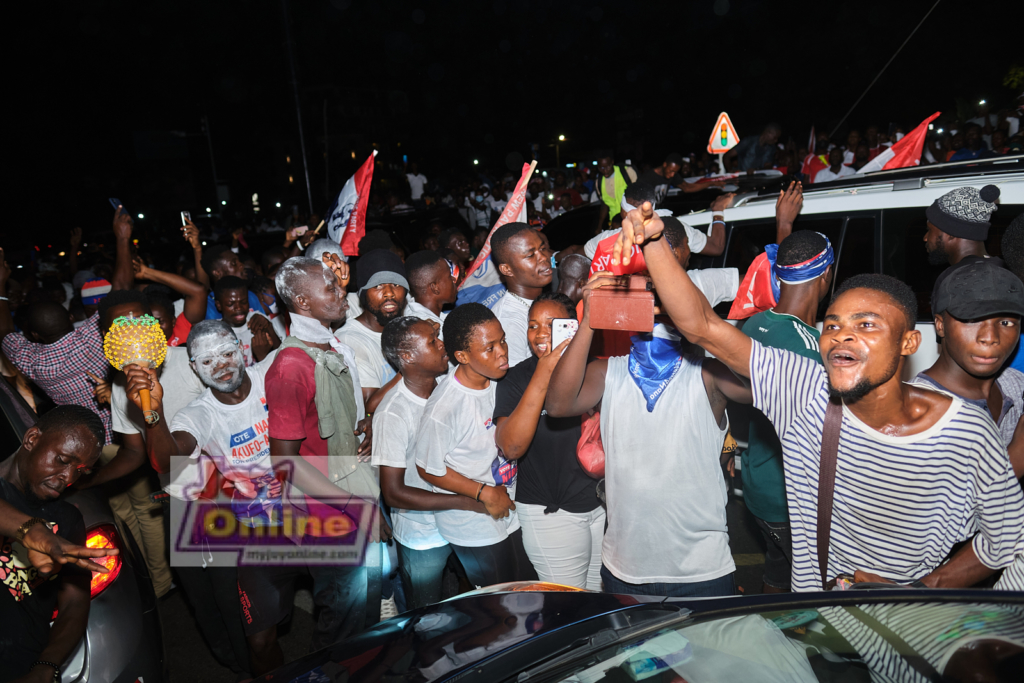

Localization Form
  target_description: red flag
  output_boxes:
[459,161,536,290]
[727,251,778,320]
[589,231,648,277]
[808,125,816,154]
[857,112,940,174]
[326,150,377,256]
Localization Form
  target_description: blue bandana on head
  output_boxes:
[763,233,834,301]
[628,323,684,412]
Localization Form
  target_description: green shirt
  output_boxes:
[740,309,821,522]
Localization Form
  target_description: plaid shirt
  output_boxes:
[2,313,112,443]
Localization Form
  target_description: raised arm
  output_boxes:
[775,181,803,244]
[111,206,134,291]
[134,257,210,324]
[545,276,615,417]
[494,339,571,459]
[123,365,195,473]
[182,219,210,289]
[614,203,753,378]
[700,192,736,257]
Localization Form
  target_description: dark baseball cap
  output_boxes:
[932,259,1024,319]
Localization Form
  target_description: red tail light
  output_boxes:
[87,524,122,598]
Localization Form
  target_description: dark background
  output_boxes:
[8,0,1020,251]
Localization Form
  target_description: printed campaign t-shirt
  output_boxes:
[0,477,87,677]
[371,381,448,550]
[168,365,276,526]
[335,318,396,389]
[414,365,519,547]
[740,309,821,523]
[111,347,205,438]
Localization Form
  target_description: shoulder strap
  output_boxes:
[817,398,843,590]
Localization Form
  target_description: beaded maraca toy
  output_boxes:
[103,314,167,425]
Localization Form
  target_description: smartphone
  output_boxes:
[552,318,579,348]
[180,210,191,227]
[293,225,309,236]
[109,198,126,215]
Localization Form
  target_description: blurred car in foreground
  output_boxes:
[0,377,165,682]
[257,581,1022,682]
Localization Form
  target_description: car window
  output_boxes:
[881,204,1023,320]
[545,600,1022,683]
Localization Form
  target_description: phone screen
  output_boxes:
[109,198,125,215]
[180,211,191,226]
[551,318,579,348]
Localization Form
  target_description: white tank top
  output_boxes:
[600,353,735,584]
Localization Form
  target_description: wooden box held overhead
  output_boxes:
[588,275,655,332]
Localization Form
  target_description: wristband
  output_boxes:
[16,517,49,543]
[31,661,60,683]
[475,483,486,502]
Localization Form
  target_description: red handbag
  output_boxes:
[576,410,606,479]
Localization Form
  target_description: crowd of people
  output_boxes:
[1,121,1023,680]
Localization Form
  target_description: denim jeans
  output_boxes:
[449,529,538,588]
[396,543,453,610]
[600,565,735,598]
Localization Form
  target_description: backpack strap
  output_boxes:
[818,398,842,590]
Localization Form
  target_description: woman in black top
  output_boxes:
[493,293,605,589]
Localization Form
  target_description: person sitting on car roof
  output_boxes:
[0,406,108,681]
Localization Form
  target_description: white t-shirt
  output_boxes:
[814,165,856,183]
[601,354,734,583]
[335,318,396,389]
[371,382,448,550]
[414,366,519,547]
[166,365,273,505]
[406,173,428,200]
[344,291,362,320]
[688,268,739,307]
[405,300,448,338]
[111,347,205,438]
[489,291,531,368]
[232,311,277,367]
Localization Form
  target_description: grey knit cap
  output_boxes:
[926,184,1000,241]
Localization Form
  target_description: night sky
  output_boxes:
[10,0,1020,251]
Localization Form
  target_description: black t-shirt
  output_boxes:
[493,356,598,514]
[638,169,683,189]
[0,475,87,678]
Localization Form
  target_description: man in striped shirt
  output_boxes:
[611,203,1024,592]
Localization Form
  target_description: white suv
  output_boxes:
[682,156,1024,378]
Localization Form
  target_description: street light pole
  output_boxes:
[281,0,315,216]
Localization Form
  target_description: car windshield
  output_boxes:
[543,600,1023,682]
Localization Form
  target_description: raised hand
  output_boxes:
[112,204,133,240]
[69,226,83,250]
[182,219,202,250]
[709,192,737,213]
[132,255,151,280]
[775,181,803,225]
[611,201,664,267]
[322,253,350,289]
[537,338,572,376]
[124,364,163,411]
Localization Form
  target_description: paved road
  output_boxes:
[162,497,769,681]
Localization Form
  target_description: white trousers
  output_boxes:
[517,503,605,591]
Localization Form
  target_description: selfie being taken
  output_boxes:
[3,1,1024,681]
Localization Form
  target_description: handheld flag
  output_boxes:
[857,112,940,175]
[457,161,537,308]
[327,150,377,256]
